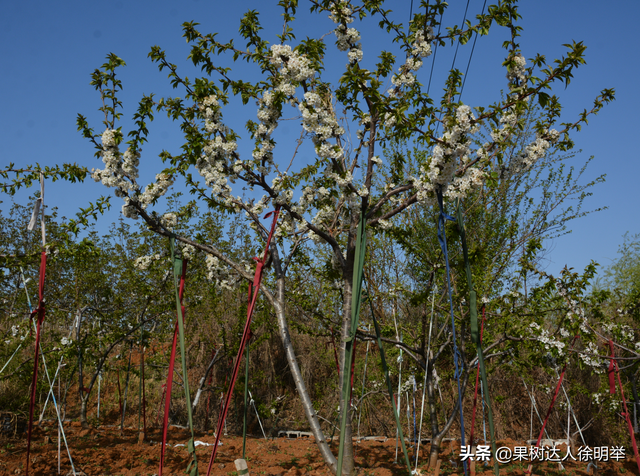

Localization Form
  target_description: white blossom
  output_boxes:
[330,2,362,65]
[528,322,566,356]
[160,212,178,230]
[205,255,234,291]
[580,341,604,373]
[413,104,483,203]
[182,244,196,260]
[134,255,154,271]
[507,53,527,85]
[377,219,392,230]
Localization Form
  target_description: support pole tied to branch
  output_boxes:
[205,207,281,476]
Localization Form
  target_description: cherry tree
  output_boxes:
[76,0,613,473]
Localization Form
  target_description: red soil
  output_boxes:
[1,426,637,475]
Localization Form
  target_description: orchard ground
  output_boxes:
[1,422,637,475]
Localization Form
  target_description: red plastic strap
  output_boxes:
[159,259,188,476]
[25,251,47,476]
[525,334,580,475]
[612,344,640,475]
[608,339,616,395]
[156,384,167,426]
[468,305,487,446]
[205,208,280,476]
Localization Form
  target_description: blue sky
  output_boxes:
[1,0,638,279]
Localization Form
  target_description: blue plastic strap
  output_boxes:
[436,188,468,476]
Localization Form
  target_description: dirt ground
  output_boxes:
[1,425,638,476]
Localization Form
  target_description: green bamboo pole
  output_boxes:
[456,200,498,476]
[170,237,199,476]
[336,214,367,476]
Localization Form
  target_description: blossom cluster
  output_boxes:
[528,322,566,357]
[195,95,236,205]
[507,53,527,85]
[245,44,315,185]
[270,45,315,83]
[556,282,590,335]
[92,129,177,221]
[603,322,635,344]
[490,108,560,177]
[205,255,234,291]
[580,341,604,373]
[490,110,519,143]
[137,172,174,212]
[5,325,27,345]
[273,215,294,239]
[133,244,194,274]
[311,205,336,229]
[297,88,357,237]
[389,28,433,93]
[181,244,196,260]
[92,130,138,206]
[329,1,363,64]
[413,105,484,203]
[134,254,161,271]
[505,133,556,176]
[160,212,177,230]
[299,92,345,158]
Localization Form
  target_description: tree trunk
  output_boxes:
[427,356,441,469]
[192,349,223,410]
[268,252,338,474]
[429,432,445,469]
[427,358,440,440]
[427,350,471,468]
[80,394,89,429]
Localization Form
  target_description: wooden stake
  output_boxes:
[469,444,476,476]
[433,459,441,476]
